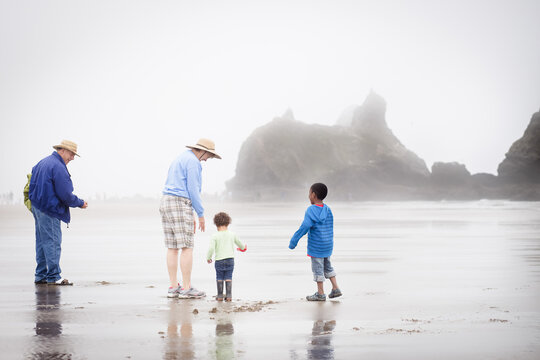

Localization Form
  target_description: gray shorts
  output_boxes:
[311,257,336,282]
[159,195,194,249]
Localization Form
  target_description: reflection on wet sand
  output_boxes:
[302,303,339,360]
[163,300,238,359]
[163,300,195,360]
[30,285,72,359]
[308,320,336,360]
[212,320,235,360]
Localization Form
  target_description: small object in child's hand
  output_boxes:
[237,245,247,252]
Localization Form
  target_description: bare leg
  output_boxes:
[317,281,324,295]
[180,247,193,289]
[329,276,339,290]
[167,249,179,288]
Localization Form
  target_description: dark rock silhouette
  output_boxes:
[498,111,540,183]
[227,96,540,201]
[427,163,502,200]
[228,91,429,200]
[431,162,471,186]
[494,110,540,200]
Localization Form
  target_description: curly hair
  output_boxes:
[213,212,231,227]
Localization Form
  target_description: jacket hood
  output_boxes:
[313,204,328,223]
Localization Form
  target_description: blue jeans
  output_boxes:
[215,258,234,281]
[32,207,62,283]
[311,257,336,282]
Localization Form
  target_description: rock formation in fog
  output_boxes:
[227,91,430,200]
[227,96,540,201]
[431,162,471,187]
[428,162,500,200]
[498,111,540,183]
[427,111,540,200]
[495,110,540,199]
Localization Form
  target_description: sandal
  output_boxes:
[48,278,73,286]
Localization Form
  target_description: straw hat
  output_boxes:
[53,140,80,157]
[186,138,221,159]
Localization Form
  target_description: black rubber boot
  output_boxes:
[225,281,232,302]
[216,281,224,301]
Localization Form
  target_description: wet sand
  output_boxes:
[1,200,539,359]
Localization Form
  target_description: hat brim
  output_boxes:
[186,145,221,159]
[53,145,80,157]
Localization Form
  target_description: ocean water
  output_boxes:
[4,200,534,299]
[1,200,539,359]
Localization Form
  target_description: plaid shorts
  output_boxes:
[159,195,194,249]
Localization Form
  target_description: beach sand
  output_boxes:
[1,200,539,359]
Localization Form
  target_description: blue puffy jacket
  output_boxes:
[29,152,84,223]
[289,204,334,258]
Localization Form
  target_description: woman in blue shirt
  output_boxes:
[159,138,221,298]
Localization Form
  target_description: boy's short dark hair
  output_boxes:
[213,212,231,227]
[310,183,328,200]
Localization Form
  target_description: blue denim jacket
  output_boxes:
[29,152,84,223]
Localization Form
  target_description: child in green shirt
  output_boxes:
[207,212,247,301]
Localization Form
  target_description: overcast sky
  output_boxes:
[1,0,539,199]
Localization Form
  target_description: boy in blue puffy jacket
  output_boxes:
[289,183,342,301]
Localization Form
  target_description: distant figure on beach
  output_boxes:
[289,183,342,301]
[160,138,221,298]
[206,212,247,301]
[28,140,88,286]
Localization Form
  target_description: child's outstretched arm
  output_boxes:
[289,209,315,249]
[234,235,247,252]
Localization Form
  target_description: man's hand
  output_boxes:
[81,201,88,209]
[198,216,205,232]
[207,259,212,264]
[193,219,196,234]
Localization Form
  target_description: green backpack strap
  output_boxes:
[23,173,32,212]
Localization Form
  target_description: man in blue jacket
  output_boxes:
[29,140,88,285]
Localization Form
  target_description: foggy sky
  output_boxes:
[1,0,539,199]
